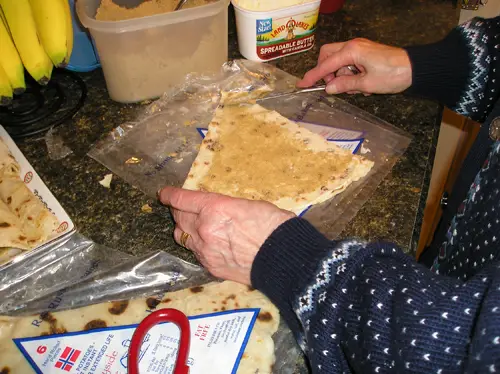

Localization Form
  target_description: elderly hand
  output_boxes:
[158,187,295,285]
[297,38,412,95]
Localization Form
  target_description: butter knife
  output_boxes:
[258,65,361,101]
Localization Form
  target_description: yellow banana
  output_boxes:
[29,0,70,68]
[61,0,74,65]
[0,9,25,95]
[0,0,53,85]
[0,64,13,106]
[0,5,6,26]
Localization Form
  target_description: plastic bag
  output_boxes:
[45,127,73,160]
[0,232,205,316]
[89,60,411,239]
[0,232,301,373]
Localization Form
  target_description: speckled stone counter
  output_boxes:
[15,0,458,262]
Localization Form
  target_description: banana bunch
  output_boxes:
[0,0,73,106]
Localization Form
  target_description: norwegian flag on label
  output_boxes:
[55,347,81,372]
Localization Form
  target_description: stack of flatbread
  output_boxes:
[0,281,279,373]
[183,103,374,214]
[0,138,59,252]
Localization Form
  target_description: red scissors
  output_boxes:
[128,309,191,374]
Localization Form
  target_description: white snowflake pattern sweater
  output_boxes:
[251,17,500,374]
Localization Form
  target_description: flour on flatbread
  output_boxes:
[183,104,374,214]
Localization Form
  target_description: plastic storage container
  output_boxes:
[66,0,100,72]
[76,0,229,103]
[232,0,321,62]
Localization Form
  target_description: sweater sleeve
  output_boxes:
[251,218,500,373]
[405,16,500,122]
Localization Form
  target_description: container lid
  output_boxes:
[77,0,230,33]
[231,0,320,14]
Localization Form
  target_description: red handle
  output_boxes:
[128,309,191,374]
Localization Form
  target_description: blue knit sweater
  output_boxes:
[252,17,500,374]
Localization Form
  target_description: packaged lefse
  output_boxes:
[89,59,411,240]
[0,235,300,373]
[0,126,74,266]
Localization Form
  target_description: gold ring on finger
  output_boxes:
[180,231,191,248]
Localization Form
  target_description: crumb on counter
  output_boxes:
[99,174,113,189]
[141,204,153,213]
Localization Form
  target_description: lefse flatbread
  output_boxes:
[183,104,374,214]
[0,199,31,250]
[0,137,59,252]
[0,281,279,374]
[0,140,20,174]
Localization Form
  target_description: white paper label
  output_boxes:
[14,309,259,374]
[329,139,364,153]
[295,121,364,153]
[296,121,364,141]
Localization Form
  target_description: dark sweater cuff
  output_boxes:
[404,28,470,108]
[251,218,333,311]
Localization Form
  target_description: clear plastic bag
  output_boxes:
[0,232,206,316]
[0,232,301,373]
[89,60,411,238]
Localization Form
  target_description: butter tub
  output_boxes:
[231,0,321,62]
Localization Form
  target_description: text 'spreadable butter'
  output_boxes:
[231,0,321,62]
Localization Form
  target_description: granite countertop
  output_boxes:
[15,0,457,264]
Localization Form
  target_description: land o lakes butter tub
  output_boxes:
[231,0,321,62]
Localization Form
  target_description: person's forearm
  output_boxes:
[405,16,500,122]
[251,218,351,340]
[252,218,499,373]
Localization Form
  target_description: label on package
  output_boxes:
[296,121,365,153]
[296,121,364,141]
[14,309,260,374]
[256,10,319,60]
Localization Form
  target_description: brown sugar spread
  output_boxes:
[199,107,353,201]
[96,0,218,21]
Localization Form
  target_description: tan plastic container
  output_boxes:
[77,0,229,103]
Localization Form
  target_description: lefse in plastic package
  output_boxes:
[88,60,411,239]
[0,126,75,268]
[16,309,259,374]
[0,235,300,374]
[0,127,74,241]
[196,122,365,216]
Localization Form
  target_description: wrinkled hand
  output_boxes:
[297,38,412,95]
[159,187,295,285]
